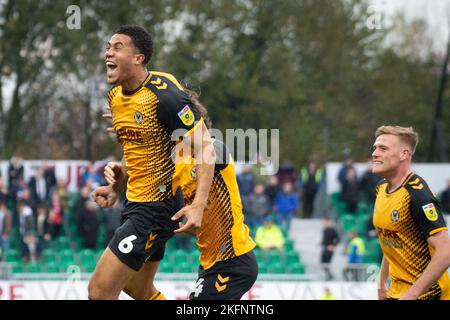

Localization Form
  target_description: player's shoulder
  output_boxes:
[107,84,121,103]
[404,173,435,201]
[144,71,185,95]
[375,178,387,194]
[144,71,190,107]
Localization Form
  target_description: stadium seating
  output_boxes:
[4,249,21,263]
[1,192,307,275]
[43,261,60,273]
[25,261,42,273]
[330,192,381,265]
[42,248,57,262]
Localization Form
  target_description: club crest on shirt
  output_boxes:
[390,210,400,222]
[177,105,195,126]
[422,203,438,221]
[134,111,143,124]
[190,166,197,180]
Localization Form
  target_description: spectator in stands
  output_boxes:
[265,175,279,207]
[237,165,255,214]
[36,203,51,251]
[299,161,324,218]
[97,155,117,186]
[0,200,12,252]
[276,160,298,187]
[7,156,24,196]
[17,200,38,262]
[246,184,272,228]
[237,165,255,198]
[13,177,28,202]
[320,217,340,281]
[440,179,450,215]
[77,201,100,249]
[74,186,90,215]
[75,186,90,238]
[103,200,122,243]
[11,183,33,228]
[41,161,57,194]
[337,156,355,186]
[366,215,377,239]
[343,231,365,281]
[341,167,359,213]
[81,164,102,189]
[28,168,50,205]
[255,217,285,251]
[48,192,64,238]
[274,182,299,230]
[54,178,69,211]
[250,154,271,185]
[359,159,382,204]
[0,176,10,205]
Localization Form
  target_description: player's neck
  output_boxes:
[386,164,412,193]
[121,68,149,92]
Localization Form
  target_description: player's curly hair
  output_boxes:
[116,25,153,65]
[183,88,212,129]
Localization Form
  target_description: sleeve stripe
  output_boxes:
[429,227,448,236]
[151,71,185,91]
[183,118,204,138]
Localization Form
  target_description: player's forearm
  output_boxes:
[192,160,215,208]
[191,131,216,207]
[112,175,128,194]
[406,246,450,298]
[110,157,128,194]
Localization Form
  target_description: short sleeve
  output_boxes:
[408,182,448,238]
[156,88,203,139]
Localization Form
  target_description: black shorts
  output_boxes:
[189,250,258,300]
[108,196,181,271]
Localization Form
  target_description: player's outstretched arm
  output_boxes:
[400,231,450,300]
[172,121,215,233]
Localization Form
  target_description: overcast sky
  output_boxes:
[370,0,450,54]
[2,1,450,110]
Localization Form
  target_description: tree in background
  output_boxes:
[0,0,447,164]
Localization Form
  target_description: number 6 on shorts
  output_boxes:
[118,235,137,254]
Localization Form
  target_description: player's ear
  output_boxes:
[400,148,410,160]
[135,53,145,65]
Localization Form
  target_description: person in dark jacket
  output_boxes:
[265,175,279,207]
[246,184,272,228]
[359,160,382,204]
[341,167,359,213]
[77,201,100,249]
[299,161,324,218]
[320,217,340,281]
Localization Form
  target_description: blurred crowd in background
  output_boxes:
[0,155,449,268]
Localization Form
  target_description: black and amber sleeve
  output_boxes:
[408,180,448,238]
[155,85,203,140]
